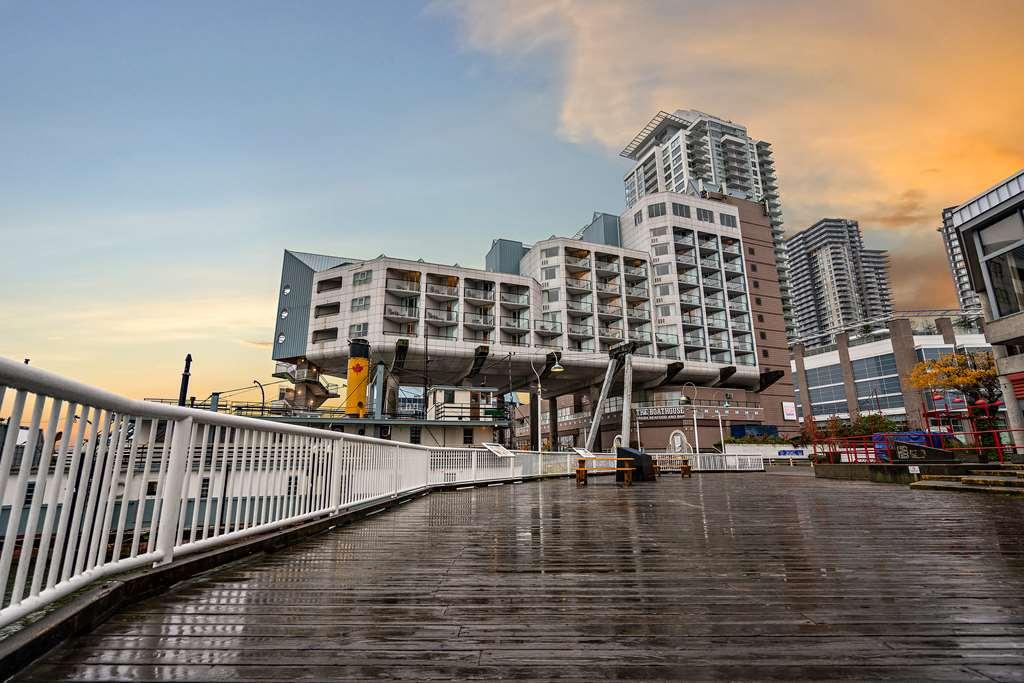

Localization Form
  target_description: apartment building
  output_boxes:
[952,169,1024,435]
[939,206,983,312]
[791,315,989,428]
[620,109,792,338]
[786,218,893,346]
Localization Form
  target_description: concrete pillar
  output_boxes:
[980,297,1024,452]
[548,397,560,450]
[937,317,956,345]
[529,388,540,451]
[792,343,810,432]
[836,332,860,421]
[888,319,926,428]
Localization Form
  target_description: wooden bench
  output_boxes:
[575,457,636,487]
[654,454,692,478]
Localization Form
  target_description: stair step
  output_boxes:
[920,474,963,482]
[910,479,1024,496]
[966,469,1015,476]
[960,476,1024,488]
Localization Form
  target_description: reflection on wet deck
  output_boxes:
[16,472,1024,681]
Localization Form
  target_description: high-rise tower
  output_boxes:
[620,109,792,338]
[785,218,893,344]
[938,206,981,311]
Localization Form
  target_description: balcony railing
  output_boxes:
[564,256,591,269]
[681,314,703,326]
[684,334,705,346]
[594,260,619,273]
[384,304,419,319]
[629,330,652,342]
[675,254,696,266]
[500,292,530,306]
[595,281,620,294]
[464,312,495,326]
[679,294,701,306]
[623,264,647,277]
[534,320,563,334]
[704,296,726,308]
[566,299,592,312]
[425,308,458,324]
[426,283,458,297]
[626,307,649,319]
[701,257,720,269]
[722,243,741,255]
[625,286,648,298]
[597,304,623,316]
[674,235,695,247]
[500,316,530,330]
[565,277,592,290]
[386,278,420,293]
[726,281,745,292]
[731,320,751,331]
[723,262,744,273]
[678,274,700,286]
[567,324,593,337]
[656,332,679,346]
[598,327,624,340]
[464,287,495,301]
[706,316,728,329]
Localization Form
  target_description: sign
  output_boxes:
[482,443,516,458]
[572,447,594,458]
[891,440,956,464]
[908,465,921,474]
[782,401,797,421]
[777,449,805,457]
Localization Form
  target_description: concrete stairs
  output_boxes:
[910,464,1024,496]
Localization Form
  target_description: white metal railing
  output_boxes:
[0,358,591,629]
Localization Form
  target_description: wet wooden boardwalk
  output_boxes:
[14,471,1024,681]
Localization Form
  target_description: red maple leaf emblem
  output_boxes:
[351,362,365,374]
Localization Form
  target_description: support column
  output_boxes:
[888,319,926,428]
[981,298,1024,452]
[836,332,860,421]
[620,354,633,448]
[529,388,540,451]
[936,317,957,345]
[548,397,559,451]
[792,343,810,432]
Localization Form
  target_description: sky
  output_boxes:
[2,0,1022,402]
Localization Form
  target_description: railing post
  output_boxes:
[393,444,400,496]
[330,438,343,510]
[471,450,478,482]
[154,416,193,566]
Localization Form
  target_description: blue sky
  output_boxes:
[3,0,1022,400]
[1,1,624,398]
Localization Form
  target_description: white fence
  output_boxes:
[0,357,758,629]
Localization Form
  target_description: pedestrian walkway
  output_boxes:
[16,473,1024,681]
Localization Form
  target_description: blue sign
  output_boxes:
[777,449,805,456]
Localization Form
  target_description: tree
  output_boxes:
[908,351,1000,403]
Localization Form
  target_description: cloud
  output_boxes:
[239,339,273,349]
[439,0,1024,308]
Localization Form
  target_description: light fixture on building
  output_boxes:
[551,360,565,373]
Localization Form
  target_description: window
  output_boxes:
[654,263,672,276]
[657,284,673,296]
[542,247,559,258]
[410,426,421,445]
[750,263,758,272]
[312,328,339,343]
[806,364,844,387]
[759,331,767,340]
[672,203,690,218]
[200,477,210,499]
[542,267,558,281]
[24,481,35,506]
[985,244,1024,317]
[287,476,298,496]
[653,244,670,256]
[978,211,1024,255]
[463,428,474,445]
[851,353,897,380]
[543,288,560,303]
[761,349,770,358]
[752,280,760,289]
[648,202,666,218]
[634,210,643,226]
[747,247,755,255]
[314,302,341,318]
[352,270,372,285]
[696,208,715,223]
[348,323,368,337]
[657,304,673,317]
[719,214,737,228]
[351,296,370,312]
[146,481,158,496]
[757,314,764,322]
[755,297,763,305]
[650,226,667,236]
[317,276,343,293]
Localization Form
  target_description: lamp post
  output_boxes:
[529,356,564,450]
[253,380,266,415]
[680,381,699,453]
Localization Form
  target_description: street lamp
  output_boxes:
[253,380,266,415]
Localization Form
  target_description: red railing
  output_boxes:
[811,428,1024,465]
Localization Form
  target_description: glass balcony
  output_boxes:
[425,308,458,325]
[534,320,563,335]
[464,287,495,302]
[384,304,419,321]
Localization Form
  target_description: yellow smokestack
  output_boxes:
[345,338,370,417]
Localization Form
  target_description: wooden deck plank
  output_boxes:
[13,472,1024,681]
